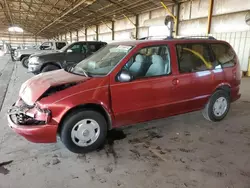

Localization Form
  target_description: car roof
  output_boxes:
[75,41,106,43]
[108,39,227,46]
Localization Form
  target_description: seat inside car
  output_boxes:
[129,54,145,77]
[145,54,165,76]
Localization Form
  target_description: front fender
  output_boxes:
[37,77,112,126]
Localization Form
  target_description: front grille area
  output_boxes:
[8,100,45,126]
[9,112,45,126]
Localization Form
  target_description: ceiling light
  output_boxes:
[8,26,24,33]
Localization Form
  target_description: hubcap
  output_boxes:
[71,119,100,147]
[213,97,228,117]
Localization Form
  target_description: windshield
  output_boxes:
[70,44,133,76]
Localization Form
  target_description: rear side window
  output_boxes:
[88,44,98,52]
[211,43,236,68]
[88,43,106,53]
[176,44,213,73]
[56,42,66,50]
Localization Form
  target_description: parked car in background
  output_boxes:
[28,41,107,74]
[14,41,67,68]
[8,38,241,153]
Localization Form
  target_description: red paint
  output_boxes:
[8,39,241,143]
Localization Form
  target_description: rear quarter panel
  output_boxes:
[210,41,241,100]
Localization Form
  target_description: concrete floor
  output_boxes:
[0,58,250,188]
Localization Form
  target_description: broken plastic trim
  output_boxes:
[8,103,50,125]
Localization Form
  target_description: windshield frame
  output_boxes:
[71,44,135,77]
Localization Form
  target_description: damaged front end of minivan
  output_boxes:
[7,98,57,143]
[7,69,86,143]
[8,98,51,126]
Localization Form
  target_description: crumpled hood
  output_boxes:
[19,69,88,106]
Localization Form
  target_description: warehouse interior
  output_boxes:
[0,0,250,188]
[1,0,250,72]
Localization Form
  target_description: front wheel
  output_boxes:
[21,56,29,68]
[60,110,107,153]
[202,90,230,122]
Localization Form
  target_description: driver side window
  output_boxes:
[68,43,86,53]
[123,45,171,79]
[70,44,82,53]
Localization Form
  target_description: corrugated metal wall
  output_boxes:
[0,32,47,46]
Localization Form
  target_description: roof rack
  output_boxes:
[138,35,216,41]
[138,36,170,40]
[178,36,216,40]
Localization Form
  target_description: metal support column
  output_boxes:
[112,21,115,40]
[207,0,214,34]
[64,34,67,42]
[8,32,11,45]
[175,3,180,36]
[135,15,139,40]
[76,30,79,41]
[96,25,99,41]
[85,28,87,41]
[70,32,72,43]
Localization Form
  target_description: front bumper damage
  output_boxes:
[7,99,57,143]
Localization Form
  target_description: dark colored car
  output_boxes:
[8,38,241,153]
[28,41,107,74]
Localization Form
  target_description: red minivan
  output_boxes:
[8,38,241,153]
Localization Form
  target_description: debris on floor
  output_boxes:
[51,158,61,165]
[0,160,13,175]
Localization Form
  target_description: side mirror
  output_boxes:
[117,70,133,82]
[67,49,73,53]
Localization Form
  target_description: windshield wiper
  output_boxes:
[81,69,89,77]
[66,66,91,77]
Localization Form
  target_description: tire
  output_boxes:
[41,64,59,73]
[21,56,29,68]
[202,90,230,122]
[60,110,107,153]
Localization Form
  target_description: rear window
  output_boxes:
[211,43,236,68]
[56,42,66,50]
[176,43,213,73]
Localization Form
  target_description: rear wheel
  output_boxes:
[41,64,59,73]
[21,56,29,68]
[202,90,230,122]
[60,110,107,153]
